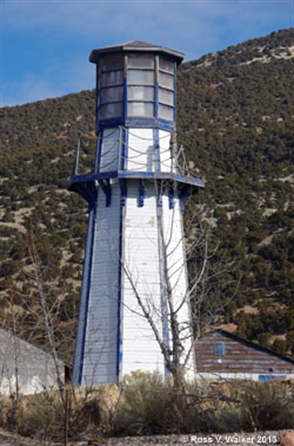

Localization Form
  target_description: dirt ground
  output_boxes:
[0,429,293,446]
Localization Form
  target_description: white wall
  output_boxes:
[0,329,64,396]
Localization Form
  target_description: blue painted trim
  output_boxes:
[155,81,159,119]
[73,204,96,384]
[168,188,175,209]
[68,181,97,209]
[96,117,175,133]
[97,117,125,133]
[259,374,286,382]
[123,75,128,122]
[125,117,174,131]
[157,118,176,132]
[138,179,145,207]
[116,190,125,380]
[179,190,191,213]
[96,129,103,172]
[153,128,160,172]
[119,178,127,206]
[68,171,205,189]
[99,179,112,206]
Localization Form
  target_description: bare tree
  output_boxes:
[25,230,66,401]
[186,210,241,341]
[121,190,240,395]
[2,229,74,402]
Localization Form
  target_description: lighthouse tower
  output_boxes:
[68,41,204,386]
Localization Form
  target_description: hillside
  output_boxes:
[0,28,293,361]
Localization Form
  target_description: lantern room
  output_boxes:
[89,41,184,132]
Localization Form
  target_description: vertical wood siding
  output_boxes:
[74,126,195,384]
[161,196,195,377]
[99,128,120,172]
[127,128,154,172]
[159,129,172,172]
[73,208,95,384]
[122,183,165,376]
[81,184,121,385]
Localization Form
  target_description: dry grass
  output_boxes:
[0,374,293,441]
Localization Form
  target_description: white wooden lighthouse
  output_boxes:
[68,41,204,386]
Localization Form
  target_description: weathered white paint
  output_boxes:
[122,184,164,376]
[161,195,195,378]
[0,329,65,396]
[159,129,173,172]
[74,127,195,385]
[80,183,121,386]
[127,128,154,171]
[197,372,294,382]
[98,128,120,172]
[126,128,174,173]
[121,184,195,378]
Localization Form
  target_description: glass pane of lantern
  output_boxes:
[102,54,124,71]
[158,72,174,90]
[100,102,123,119]
[128,86,154,101]
[102,70,123,87]
[158,88,174,106]
[159,58,174,73]
[101,86,124,103]
[128,102,154,117]
[158,104,174,121]
[128,56,154,69]
[128,70,154,85]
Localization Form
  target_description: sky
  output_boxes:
[1,0,293,107]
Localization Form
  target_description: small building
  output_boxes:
[195,329,294,381]
[0,328,70,396]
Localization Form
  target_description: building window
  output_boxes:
[214,341,226,356]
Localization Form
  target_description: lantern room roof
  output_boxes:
[89,40,184,65]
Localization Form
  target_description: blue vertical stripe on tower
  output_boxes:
[153,128,160,172]
[116,127,128,380]
[74,204,96,384]
[116,202,124,380]
[123,75,128,125]
[155,81,159,119]
[95,129,103,172]
[120,126,128,171]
